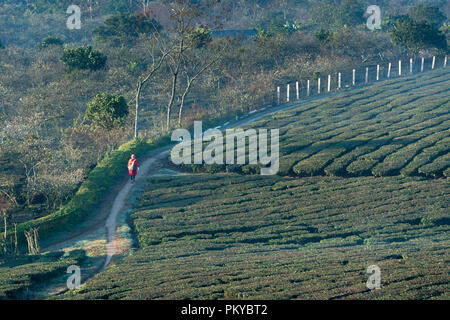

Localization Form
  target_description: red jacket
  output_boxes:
[128,158,139,176]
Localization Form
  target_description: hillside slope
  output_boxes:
[182,68,450,178]
[63,68,450,300]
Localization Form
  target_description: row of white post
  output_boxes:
[278,55,448,104]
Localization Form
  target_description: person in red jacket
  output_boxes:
[128,154,139,183]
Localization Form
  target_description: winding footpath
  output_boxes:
[40,91,339,297]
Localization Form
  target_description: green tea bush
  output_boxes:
[0,249,86,299]
[173,69,449,179]
[38,36,63,49]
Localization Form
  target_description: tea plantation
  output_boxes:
[0,249,86,299]
[182,68,450,178]
[64,69,449,300]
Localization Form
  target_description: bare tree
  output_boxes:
[134,34,171,139]
[162,0,224,131]
[178,52,221,126]
[24,228,39,255]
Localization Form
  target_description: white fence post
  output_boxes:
[365,67,369,84]
[398,60,402,76]
[352,69,356,86]
[277,86,280,105]
[432,56,435,70]
[296,81,299,100]
[338,72,341,89]
[410,58,413,73]
[445,56,448,68]
[421,57,424,72]
[327,75,331,92]
[317,78,321,94]
[287,84,290,102]
[376,65,380,81]
[387,63,392,78]
[307,80,310,97]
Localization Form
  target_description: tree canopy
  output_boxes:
[60,46,107,72]
[84,94,129,130]
[390,17,448,55]
[93,13,162,45]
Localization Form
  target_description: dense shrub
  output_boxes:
[408,5,447,28]
[390,17,448,55]
[60,46,107,72]
[171,69,450,179]
[188,27,212,48]
[309,0,365,30]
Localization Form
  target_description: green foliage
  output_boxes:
[175,68,450,179]
[84,94,129,130]
[254,8,300,37]
[254,28,273,43]
[380,15,406,31]
[408,4,447,28]
[0,249,86,299]
[60,46,107,72]
[283,20,301,34]
[314,28,332,43]
[309,0,365,30]
[188,27,212,48]
[38,36,63,49]
[390,17,448,55]
[93,13,162,45]
[27,0,72,14]
[260,20,301,37]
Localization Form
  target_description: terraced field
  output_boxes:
[64,69,449,300]
[181,68,450,178]
[66,174,449,299]
[0,250,86,299]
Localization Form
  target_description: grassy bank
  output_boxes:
[12,136,170,249]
